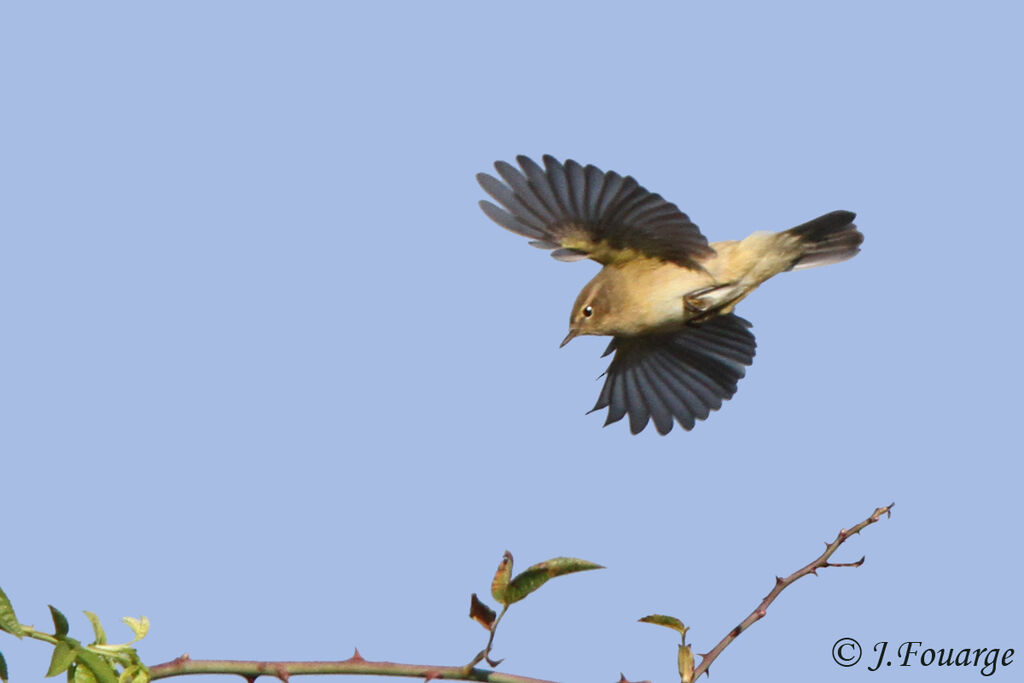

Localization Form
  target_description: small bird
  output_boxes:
[477,155,863,435]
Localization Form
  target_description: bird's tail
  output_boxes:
[783,210,863,271]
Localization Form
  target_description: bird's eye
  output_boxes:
[582,305,593,318]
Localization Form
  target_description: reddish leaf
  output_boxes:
[468,593,496,630]
[490,551,513,604]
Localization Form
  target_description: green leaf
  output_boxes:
[46,641,77,677]
[1,649,8,683]
[503,556,604,605]
[118,664,150,683]
[120,616,149,644]
[490,551,513,604]
[0,587,23,637]
[50,605,70,638]
[83,612,106,645]
[639,614,689,637]
[73,663,98,683]
[75,651,118,683]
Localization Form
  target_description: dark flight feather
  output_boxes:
[478,155,714,269]
[589,314,757,435]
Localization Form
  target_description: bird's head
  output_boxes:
[562,277,617,346]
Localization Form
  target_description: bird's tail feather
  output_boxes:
[783,210,863,271]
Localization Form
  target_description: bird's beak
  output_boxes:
[560,329,578,348]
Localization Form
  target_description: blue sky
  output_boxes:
[2,2,1021,682]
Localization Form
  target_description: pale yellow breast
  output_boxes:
[609,259,717,334]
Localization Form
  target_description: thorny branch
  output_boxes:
[147,650,556,682]
[691,502,895,679]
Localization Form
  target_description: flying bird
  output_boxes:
[477,155,862,435]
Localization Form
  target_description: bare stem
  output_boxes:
[691,502,894,679]
[15,625,59,647]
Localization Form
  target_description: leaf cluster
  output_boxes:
[0,588,149,683]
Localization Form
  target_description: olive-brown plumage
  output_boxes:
[478,155,862,434]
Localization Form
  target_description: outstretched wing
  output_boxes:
[590,314,756,435]
[477,155,714,269]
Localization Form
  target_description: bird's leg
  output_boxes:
[683,283,748,321]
